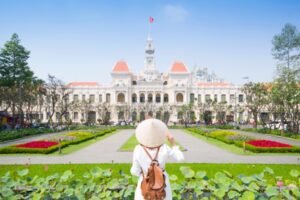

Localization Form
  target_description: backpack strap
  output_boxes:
[141,144,161,162]
[153,146,160,161]
[140,144,161,177]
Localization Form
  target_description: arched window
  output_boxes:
[148,111,153,117]
[177,111,183,120]
[73,112,78,121]
[156,111,161,120]
[147,94,153,103]
[118,111,124,121]
[140,111,145,121]
[132,111,137,121]
[140,93,145,103]
[176,93,184,103]
[117,93,125,103]
[155,93,161,103]
[132,93,137,103]
[163,94,169,103]
[163,112,169,123]
[221,94,226,103]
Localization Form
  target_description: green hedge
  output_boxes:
[0,125,116,142]
[206,124,236,129]
[187,128,300,153]
[242,128,300,140]
[0,128,116,154]
[0,128,57,142]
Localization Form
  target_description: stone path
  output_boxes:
[0,129,299,165]
[232,130,300,147]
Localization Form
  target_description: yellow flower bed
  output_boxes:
[210,130,236,137]
[66,132,93,138]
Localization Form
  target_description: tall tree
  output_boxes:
[116,103,131,122]
[96,102,111,125]
[45,75,72,126]
[212,101,227,124]
[272,23,300,68]
[0,33,42,126]
[242,82,268,128]
[271,66,300,134]
[178,103,194,127]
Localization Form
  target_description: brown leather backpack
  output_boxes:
[140,145,166,200]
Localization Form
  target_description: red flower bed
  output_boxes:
[247,140,292,148]
[16,141,59,149]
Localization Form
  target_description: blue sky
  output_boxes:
[0,0,300,85]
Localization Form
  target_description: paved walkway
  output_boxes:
[0,129,299,165]
[232,130,300,147]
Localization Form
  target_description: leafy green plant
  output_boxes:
[1,167,299,199]
[170,167,300,199]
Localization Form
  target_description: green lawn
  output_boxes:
[0,163,299,183]
[0,130,117,156]
[119,133,186,151]
[186,129,300,156]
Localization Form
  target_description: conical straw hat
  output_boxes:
[135,118,168,148]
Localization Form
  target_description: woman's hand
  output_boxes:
[167,131,176,147]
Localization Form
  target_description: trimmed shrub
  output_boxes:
[187,128,300,153]
[0,128,56,142]
[226,134,254,142]
[0,128,116,154]
[209,130,236,137]
[242,128,300,140]
[206,124,235,129]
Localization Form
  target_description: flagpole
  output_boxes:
[148,17,154,38]
[148,18,151,38]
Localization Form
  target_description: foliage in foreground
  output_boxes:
[0,167,299,199]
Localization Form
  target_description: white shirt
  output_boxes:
[130,144,184,200]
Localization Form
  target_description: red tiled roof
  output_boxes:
[170,61,188,73]
[67,82,100,87]
[112,61,130,72]
[198,82,231,88]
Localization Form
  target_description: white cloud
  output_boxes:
[163,4,189,23]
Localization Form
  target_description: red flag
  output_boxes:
[149,17,154,23]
